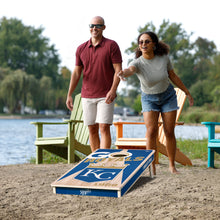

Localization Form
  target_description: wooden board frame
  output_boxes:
[51,149,154,197]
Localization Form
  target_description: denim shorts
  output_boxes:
[141,84,179,113]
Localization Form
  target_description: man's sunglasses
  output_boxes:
[89,24,104,29]
[138,40,152,45]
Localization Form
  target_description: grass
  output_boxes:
[177,139,210,160]
[29,151,67,164]
[29,139,220,166]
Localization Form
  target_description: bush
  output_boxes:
[180,107,220,123]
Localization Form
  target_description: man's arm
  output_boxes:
[105,63,122,104]
[66,66,83,111]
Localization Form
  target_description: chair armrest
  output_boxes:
[113,121,184,140]
[30,121,68,138]
[201,122,220,126]
[201,122,220,140]
[64,119,83,123]
[30,121,68,125]
[176,121,184,125]
[113,121,145,125]
[113,121,146,139]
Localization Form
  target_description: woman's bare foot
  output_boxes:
[169,166,180,174]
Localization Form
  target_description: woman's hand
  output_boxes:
[117,70,126,81]
[187,93,194,106]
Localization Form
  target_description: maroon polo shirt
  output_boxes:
[75,37,122,98]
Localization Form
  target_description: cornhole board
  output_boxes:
[51,149,154,198]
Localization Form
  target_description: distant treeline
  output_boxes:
[0,18,220,115]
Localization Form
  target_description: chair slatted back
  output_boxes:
[70,94,89,145]
[158,88,186,145]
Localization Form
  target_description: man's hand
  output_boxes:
[66,96,73,111]
[105,91,117,104]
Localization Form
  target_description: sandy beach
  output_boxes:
[0,158,219,220]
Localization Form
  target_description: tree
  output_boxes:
[190,80,214,106]
[38,76,55,111]
[211,85,220,110]
[193,37,217,61]
[0,69,37,113]
[124,20,193,89]
[192,37,217,82]
[0,17,60,85]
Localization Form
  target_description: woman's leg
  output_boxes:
[143,111,160,175]
[161,110,179,174]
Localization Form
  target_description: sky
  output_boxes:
[1,0,220,72]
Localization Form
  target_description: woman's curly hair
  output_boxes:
[135,31,170,58]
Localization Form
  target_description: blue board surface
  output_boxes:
[51,149,154,197]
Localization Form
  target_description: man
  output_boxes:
[66,16,122,152]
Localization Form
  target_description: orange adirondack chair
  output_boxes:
[113,88,192,166]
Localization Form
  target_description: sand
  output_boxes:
[0,158,219,220]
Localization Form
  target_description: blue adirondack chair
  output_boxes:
[201,122,220,168]
[31,93,91,164]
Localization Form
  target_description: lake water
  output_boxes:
[0,118,219,166]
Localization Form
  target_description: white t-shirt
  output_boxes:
[129,55,173,94]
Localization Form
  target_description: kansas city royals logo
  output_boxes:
[74,151,131,183]
[75,168,121,182]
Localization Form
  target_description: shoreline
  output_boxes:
[0,114,67,119]
[0,114,203,125]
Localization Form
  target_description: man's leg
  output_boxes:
[82,98,100,152]
[88,124,100,152]
[99,123,111,149]
[96,98,114,149]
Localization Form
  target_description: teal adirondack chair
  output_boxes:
[201,122,220,168]
[31,93,91,164]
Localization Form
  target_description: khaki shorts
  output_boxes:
[82,97,115,126]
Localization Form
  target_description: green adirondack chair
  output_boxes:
[31,93,91,164]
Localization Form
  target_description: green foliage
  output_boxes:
[193,37,217,60]
[132,94,142,113]
[0,69,38,113]
[0,17,83,114]
[211,85,220,110]
[190,80,213,106]
[180,107,220,123]
[120,19,219,115]
[0,17,60,84]
[1,17,219,117]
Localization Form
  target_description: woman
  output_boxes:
[118,31,194,174]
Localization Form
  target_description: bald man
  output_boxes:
[66,16,122,152]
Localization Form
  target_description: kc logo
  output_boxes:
[75,168,121,182]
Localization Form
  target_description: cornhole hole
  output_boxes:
[51,149,154,197]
